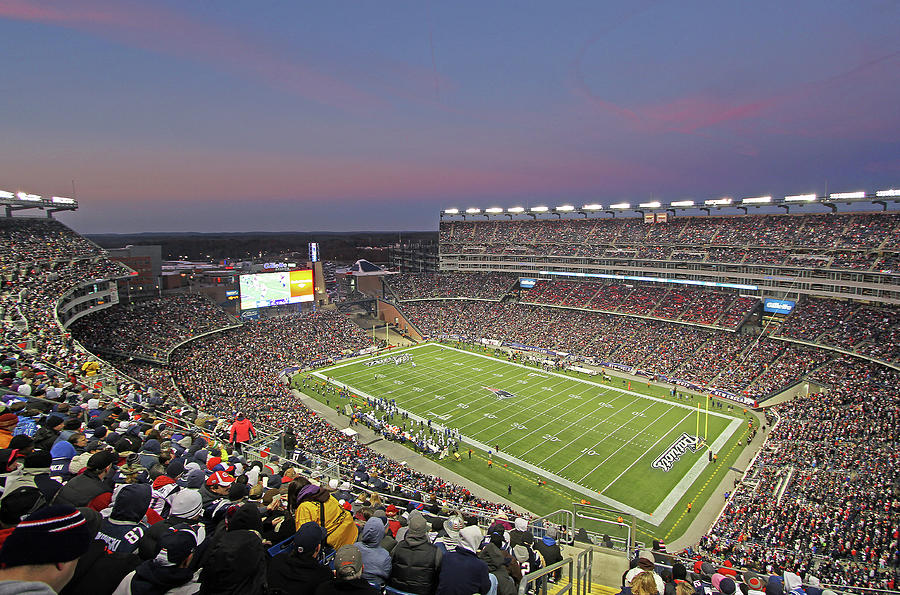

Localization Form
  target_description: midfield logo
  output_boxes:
[651,433,701,472]
[483,387,517,399]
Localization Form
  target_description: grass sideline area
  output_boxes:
[294,341,752,542]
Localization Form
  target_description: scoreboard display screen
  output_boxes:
[763,298,796,314]
[239,270,314,310]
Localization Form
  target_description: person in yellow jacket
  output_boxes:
[294,479,357,551]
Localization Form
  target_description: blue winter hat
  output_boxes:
[293,522,326,554]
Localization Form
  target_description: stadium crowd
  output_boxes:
[389,275,758,331]
[687,357,898,590]
[0,343,544,595]
[439,212,900,273]
[775,299,900,364]
[386,273,518,302]
[69,294,239,362]
[396,300,839,400]
[0,217,100,265]
[0,215,896,593]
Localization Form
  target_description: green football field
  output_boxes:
[310,342,744,527]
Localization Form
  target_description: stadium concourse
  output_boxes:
[0,215,896,594]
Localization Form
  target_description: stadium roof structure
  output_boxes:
[440,188,900,219]
[0,189,78,218]
[342,259,395,276]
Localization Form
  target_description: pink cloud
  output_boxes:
[0,0,380,112]
[573,29,900,139]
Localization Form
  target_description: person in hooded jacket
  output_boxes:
[533,527,563,583]
[355,516,392,588]
[112,526,200,595]
[198,529,266,595]
[267,522,333,595]
[478,531,516,595]
[138,439,162,471]
[436,525,491,595]
[294,479,358,552]
[96,483,153,555]
[60,507,141,595]
[508,517,531,549]
[390,510,442,595]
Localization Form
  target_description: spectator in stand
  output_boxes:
[267,522,333,595]
[436,525,491,595]
[0,506,95,593]
[389,510,442,595]
[0,414,16,449]
[534,527,563,583]
[112,525,200,595]
[294,479,358,552]
[228,413,256,455]
[54,451,116,510]
[95,484,152,555]
[317,545,380,595]
[355,517,391,588]
[198,529,267,595]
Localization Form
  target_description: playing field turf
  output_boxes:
[312,343,744,525]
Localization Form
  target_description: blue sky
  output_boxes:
[0,0,898,233]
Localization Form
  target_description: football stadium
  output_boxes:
[0,193,898,595]
[1,3,898,595]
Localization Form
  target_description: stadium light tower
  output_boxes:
[554,204,575,219]
[529,205,548,219]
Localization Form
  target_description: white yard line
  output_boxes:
[600,410,694,493]
[438,344,733,419]
[564,400,666,478]
[528,395,641,462]
[313,342,743,525]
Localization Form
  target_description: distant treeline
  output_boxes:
[87,231,437,263]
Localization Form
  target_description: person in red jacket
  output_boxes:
[229,413,257,454]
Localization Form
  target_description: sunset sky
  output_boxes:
[1,0,898,233]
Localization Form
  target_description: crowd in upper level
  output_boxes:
[385,276,758,330]
[774,298,900,364]
[439,212,900,273]
[69,294,238,361]
[386,273,518,302]
[0,217,101,266]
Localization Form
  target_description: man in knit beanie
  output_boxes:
[0,505,95,593]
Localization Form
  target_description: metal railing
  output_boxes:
[572,502,638,552]
[574,548,593,595]
[518,548,593,595]
[518,558,573,595]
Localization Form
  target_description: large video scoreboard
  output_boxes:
[239,270,314,310]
